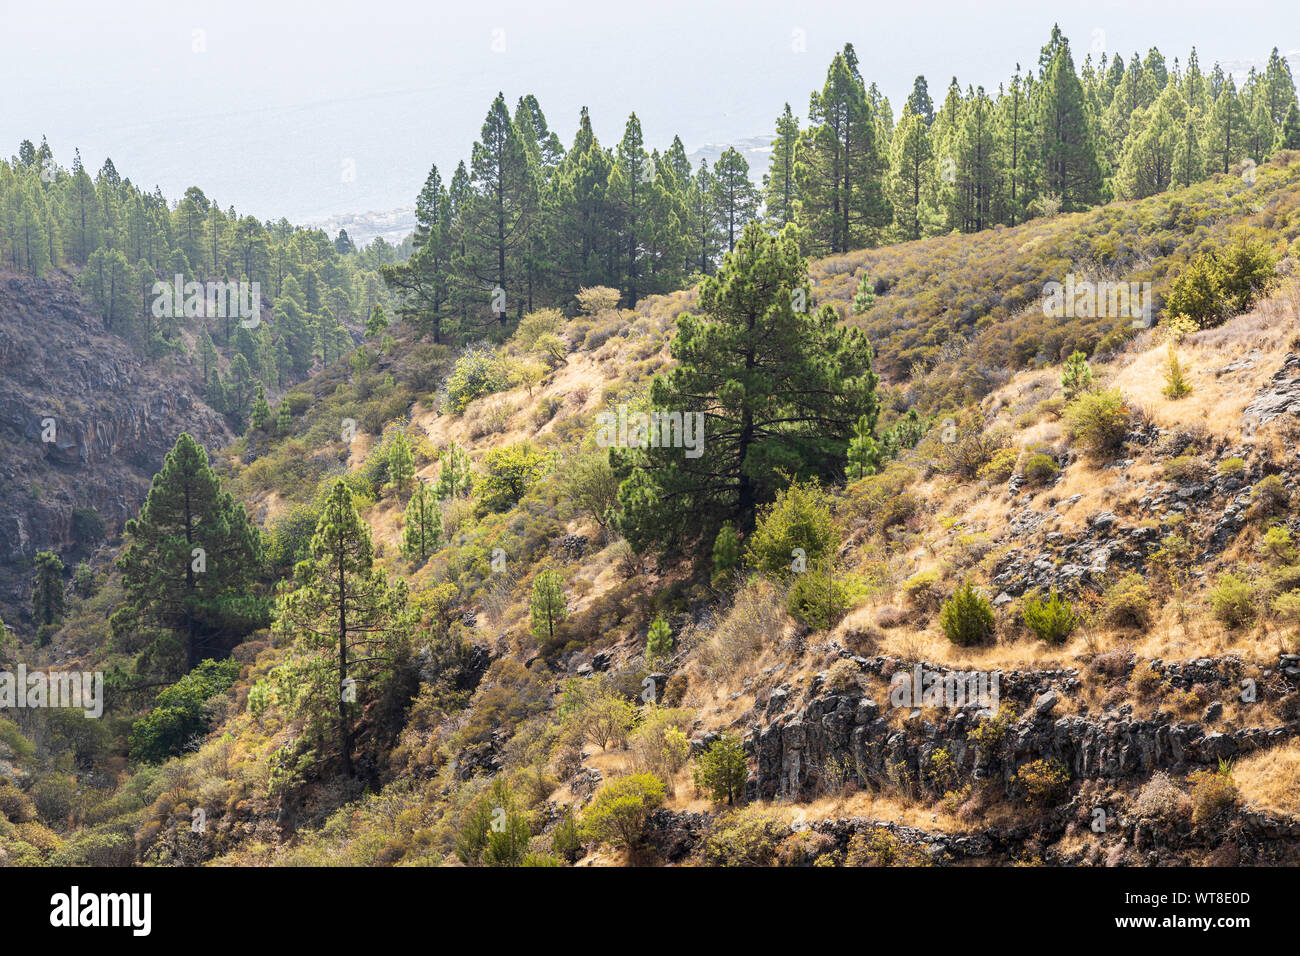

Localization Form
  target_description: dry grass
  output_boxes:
[1235,741,1300,817]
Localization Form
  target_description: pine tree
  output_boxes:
[1162,345,1193,399]
[276,400,292,435]
[645,614,672,665]
[852,271,876,313]
[434,442,473,499]
[796,45,890,253]
[387,431,416,495]
[906,75,936,126]
[249,384,271,431]
[1205,75,1248,173]
[458,93,539,325]
[613,223,881,554]
[1061,350,1093,401]
[530,569,567,644]
[1038,36,1104,210]
[115,433,266,672]
[32,550,65,628]
[711,148,760,253]
[886,104,935,240]
[365,304,388,337]
[846,413,880,479]
[400,480,442,562]
[272,480,411,777]
[763,104,800,227]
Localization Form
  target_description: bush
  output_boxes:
[1208,572,1255,629]
[1013,758,1070,808]
[1188,761,1239,824]
[1261,527,1297,565]
[977,447,1018,483]
[823,658,862,693]
[1021,452,1059,486]
[843,828,930,866]
[1021,588,1077,644]
[1249,474,1290,520]
[939,581,995,646]
[1217,457,1246,477]
[1163,455,1206,483]
[1065,388,1130,457]
[745,482,837,579]
[1102,572,1152,628]
[580,773,666,848]
[788,562,866,629]
[702,807,786,866]
[693,735,749,805]
[902,570,944,612]
[628,706,693,788]
[446,345,508,413]
[129,659,241,763]
[1132,771,1192,825]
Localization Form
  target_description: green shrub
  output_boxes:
[1217,457,1246,477]
[788,562,866,629]
[1014,758,1070,808]
[939,581,995,646]
[1208,572,1255,629]
[745,482,837,578]
[446,345,508,413]
[693,735,749,805]
[702,807,786,866]
[1163,455,1206,483]
[1249,474,1290,520]
[1260,527,1296,565]
[1021,452,1059,486]
[977,447,1018,483]
[1065,388,1130,457]
[1102,572,1152,628]
[580,773,666,848]
[1021,588,1077,644]
[1188,760,1239,824]
[129,659,241,763]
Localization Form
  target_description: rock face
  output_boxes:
[748,659,1299,803]
[0,272,230,629]
[1244,352,1300,424]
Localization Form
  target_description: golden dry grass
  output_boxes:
[1234,741,1300,817]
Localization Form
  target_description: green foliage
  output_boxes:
[114,433,267,673]
[1021,588,1077,644]
[31,549,65,628]
[1065,388,1130,457]
[434,443,474,500]
[1249,474,1290,520]
[479,443,551,512]
[1022,452,1060,486]
[1014,757,1071,808]
[744,481,837,579]
[271,479,412,777]
[1162,345,1193,399]
[1208,571,1255,628]
[702,807,786,866]
[710,522,742,587]
[386,431,416,493]
[1060,350,1093,401]
[645,614,672,666]
[939,581,995,646]
[400,480,442,563]
[693,734,748,805]
[1164,240,1276,327]
[129,658,241,763]
[530,569,567,645]
[446,346,508,413]
[613,223,880,555]
[788,559,866,629]
[580,773,666,848]
[1103,572,1153,627]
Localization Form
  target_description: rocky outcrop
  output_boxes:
[1244,352,1300,424]
[748,666,1299,802]
[0,272,230,628]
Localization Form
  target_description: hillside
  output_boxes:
[4,153,1300,869]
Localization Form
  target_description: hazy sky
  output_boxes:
[3,0,1297,223]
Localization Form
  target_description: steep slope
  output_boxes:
[0,272,230,630]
